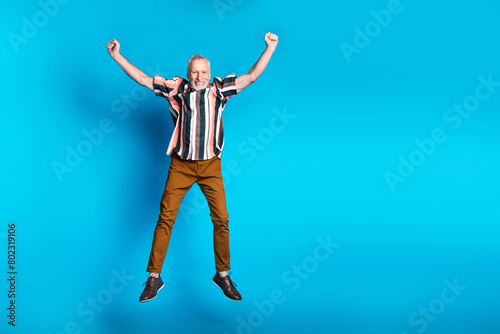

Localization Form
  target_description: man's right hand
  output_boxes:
[107,39,120,57]
[106,38,154,90]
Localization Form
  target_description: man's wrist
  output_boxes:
[265,45,276,53]
[111,52,122,61]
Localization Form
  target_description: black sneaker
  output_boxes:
[212,272,242,301]
[139,275,164,303]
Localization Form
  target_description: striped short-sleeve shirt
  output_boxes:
[153,74,238,161]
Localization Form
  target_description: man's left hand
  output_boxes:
[265,32,279,50]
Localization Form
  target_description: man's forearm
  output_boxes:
[111,52,152,89]
[247,46,276,82]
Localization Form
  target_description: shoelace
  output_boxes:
[142,277,156,288]
[226,271,237,287]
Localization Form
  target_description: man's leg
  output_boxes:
[147,154,196,274]
[197,157,230,272]
[140,155,197,303]
[197,157,242,301]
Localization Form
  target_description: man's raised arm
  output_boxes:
[107,39,154,91]
[235,32,279,94]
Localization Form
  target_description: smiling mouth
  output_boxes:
[195,81,205,86]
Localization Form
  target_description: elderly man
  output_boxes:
[107,32,278,302]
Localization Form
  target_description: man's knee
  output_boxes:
[212,217,229,230]
[157,211,176,228]
[210,209,229,223]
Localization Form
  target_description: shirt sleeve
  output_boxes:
[213,74,238,100]
[153,75,183,98]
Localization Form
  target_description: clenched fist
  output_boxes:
[107,39,120,57]
[264,32,278,50]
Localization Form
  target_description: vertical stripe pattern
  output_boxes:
[153,74,238,161]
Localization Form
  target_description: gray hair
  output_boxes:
[187,54,210,72]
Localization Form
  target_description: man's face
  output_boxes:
[187,59,211,91]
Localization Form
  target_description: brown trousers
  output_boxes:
[146,153,230,273]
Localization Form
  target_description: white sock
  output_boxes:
[218,271,228,277]
[149,272,159,278]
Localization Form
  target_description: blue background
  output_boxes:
[2,0,500,333]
